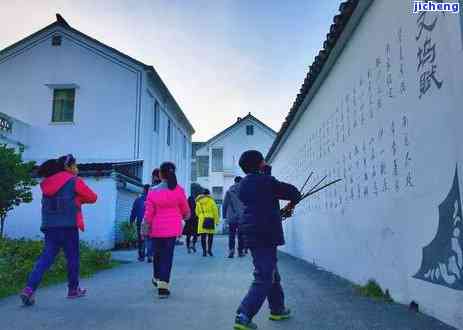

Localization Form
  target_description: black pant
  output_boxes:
[152,237,176,282]
[201,234,214,253]
[228,223,244,253]
[186,233,197,248]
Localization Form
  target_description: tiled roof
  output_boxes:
[33,160,143,183]
[265,0,359,161]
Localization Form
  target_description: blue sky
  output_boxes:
[0,0,341,141]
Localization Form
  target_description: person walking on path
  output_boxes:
[183,193,199,253]
[130,184,152,262]
[144,162,190,299]
[20,154,98,306]
[196,189,220,257]
[223,176,245,258]
[233,150,301,330]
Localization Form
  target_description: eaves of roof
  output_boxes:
[200,113,276,150]
[265,0,373,162]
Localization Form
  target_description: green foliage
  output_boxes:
[117,220,137,248]
[0,144,37,237]
[354,279,393,302]
[0,237,118,298]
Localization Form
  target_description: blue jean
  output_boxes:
[146,237,153,258]
[27,228,80,291]
[237,247,285,319]
[152,237,176,282]
[136,222,154,259]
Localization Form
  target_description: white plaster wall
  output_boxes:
[0,26,141,163]
[270,1,463,328]
[5,177,117,250]
[199,117,276,194]
[141,84,192,190]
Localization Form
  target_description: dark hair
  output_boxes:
[203,189,210,195]
[160,162,177,190]
[152,168,161,185]
[57,154,76,169]
[239,150,263,174]
[37,159,62,178]
[234,176,242,183]
[190,183,203,199]
[143,184,150,194]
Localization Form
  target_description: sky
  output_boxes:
[0,0,341,141]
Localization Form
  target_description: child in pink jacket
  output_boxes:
[144,162,190,298]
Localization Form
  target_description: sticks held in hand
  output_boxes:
[281,172,342,220]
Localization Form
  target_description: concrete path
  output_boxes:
[0,237,454,330]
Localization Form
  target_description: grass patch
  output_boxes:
[354,279,393,302]
[0,237,120,298]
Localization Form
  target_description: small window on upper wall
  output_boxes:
[246,125,254,135]
[153,101,160,132]
[167,119,172,146]
[183,134,187,158]
[52,89,75,123]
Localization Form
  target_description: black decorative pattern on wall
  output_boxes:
[414,166,463,290]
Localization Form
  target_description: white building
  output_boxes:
[0,14,194,249]
[191,113,276,231]
[266,1,463,328]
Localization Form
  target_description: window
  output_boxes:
[182,134,187,158]
[52,89,75,122]
[167,119,171,146]
[153,101,160,132]
[197,156,209,177]
[212,148,223,172]
[246,125,254,135]
[52,35,62,46]
[212,186,223,200]
[191,160,197,182]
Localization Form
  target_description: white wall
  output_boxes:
[5,176,117,250]
[270,2,463,328]
[199,117,276,195]
[141,82,192,190]
[0,26,141,163]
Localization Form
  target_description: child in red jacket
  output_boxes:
[20,154,97,306]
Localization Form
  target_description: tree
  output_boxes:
[0,144,37,238]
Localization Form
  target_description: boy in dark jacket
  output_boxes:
[130,184,151,262]
[234,150,300,330]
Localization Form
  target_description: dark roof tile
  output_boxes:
[266,0,359,161]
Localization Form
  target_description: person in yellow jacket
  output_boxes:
[196,189,220,257]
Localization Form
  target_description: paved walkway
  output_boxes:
[0,237,454,330]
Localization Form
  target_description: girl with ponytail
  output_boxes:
[144,162,190,298]
[20,154,97,306]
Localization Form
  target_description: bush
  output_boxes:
[354,279,393,302]
[0,237,118,298]
[117,220,137,249]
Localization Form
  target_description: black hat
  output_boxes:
[239,150,264,174]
